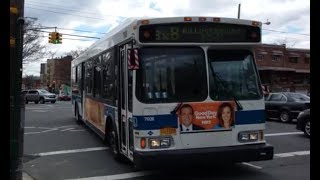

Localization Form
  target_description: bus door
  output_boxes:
[119,44,134,159]
[79,62,85,117]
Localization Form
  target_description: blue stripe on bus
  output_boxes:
[133,110,265,130]
[133,114,178,130]
[235,110,265,124]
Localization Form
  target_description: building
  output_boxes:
[22,76,42,90]
[45,55,73,93]
[254,44,310,94]
[40,63,47,86]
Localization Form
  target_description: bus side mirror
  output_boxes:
[127,48,139,70]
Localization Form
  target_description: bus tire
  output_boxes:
[108,123,123,161]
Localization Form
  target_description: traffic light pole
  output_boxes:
[10,0,25,180]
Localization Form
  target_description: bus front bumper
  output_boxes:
[133,143,273,168]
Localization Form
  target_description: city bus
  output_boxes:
[71,16,274,168]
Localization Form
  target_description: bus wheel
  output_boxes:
[108,124,122,161]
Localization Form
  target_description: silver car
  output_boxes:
[23,89,56,104]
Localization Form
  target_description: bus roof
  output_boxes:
[73,16,261,65]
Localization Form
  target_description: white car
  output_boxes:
[23,89,56,104]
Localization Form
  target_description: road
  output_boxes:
[22,101,310,180]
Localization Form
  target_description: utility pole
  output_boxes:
[10,0,25,179]
[238,4,241,19]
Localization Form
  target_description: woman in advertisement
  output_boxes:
[214,102,235,129]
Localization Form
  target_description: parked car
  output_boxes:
[265,92,310,123]
[23,89,56,104]
[296,109,310,138]
[58,93,71,101]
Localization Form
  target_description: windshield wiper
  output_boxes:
[209,63,243,111]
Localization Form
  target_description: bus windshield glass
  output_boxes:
[208,50,262,100]
[136,47,207,103]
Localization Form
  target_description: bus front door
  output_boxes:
[119,44,134,160]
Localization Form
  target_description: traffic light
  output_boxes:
[55,33,62,44]
[48,32,62,44]
[48,32,56,44]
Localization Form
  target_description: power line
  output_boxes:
[25,3,309,39]
[26,6,113,21]
[39,35,95,41]
[26,0,115,16]
[56,27,107,34]
[26,2,126,18]
[29,29,100,39]
[262,29,310,36]
[29,25,107,35]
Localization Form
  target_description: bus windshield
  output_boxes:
[208,50,262,100]
[136,47,207,103]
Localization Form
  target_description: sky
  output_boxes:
[23,0,310,76]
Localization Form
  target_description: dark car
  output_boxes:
[296,109,310,138]
[265,92,310,123]
[58,94,71,101]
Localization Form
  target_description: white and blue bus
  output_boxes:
[71,16,273,167]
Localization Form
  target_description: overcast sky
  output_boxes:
[23,0,310,76]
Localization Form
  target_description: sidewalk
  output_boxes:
[23,172,34,180]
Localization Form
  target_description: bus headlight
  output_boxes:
[238,131,259,142]
[160,138,171,148]
[149,138,171,149]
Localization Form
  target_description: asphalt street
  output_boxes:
[22,101,310,180]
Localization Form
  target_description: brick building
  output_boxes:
[22,76,42,90]
[40,63,47,86]
[254,44,310,94]
[45,55,73,92]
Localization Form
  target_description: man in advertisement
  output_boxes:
[179,104,204,132]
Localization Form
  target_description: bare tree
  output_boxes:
[23,19,47,64]
[24,75,39,89]
[47,50,58,59]
[273,38,296,48]
[65,47,87,59]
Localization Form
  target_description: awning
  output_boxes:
[257,66,295,71]
[257,51,268,55]
[295,69,310,73]
[288,53,300,57]
[272,50,283,55]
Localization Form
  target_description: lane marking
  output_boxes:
[265,132,304,137]
[25,125,78,129]
[28,148,309,179]
[24,128,58,135]
[66,171,156,180]
[242,162,262,169]
[26,107,72,110]
[32,110,47,112]
[32,147,109,156]
[69,130,86,132]
[274,150,310,158]
[61,128,75,132]
[55,125,78,129]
